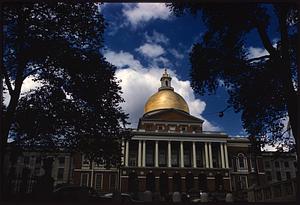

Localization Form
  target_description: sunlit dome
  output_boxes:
[144,69,189,114]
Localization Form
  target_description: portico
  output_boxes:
[120,70,231,194]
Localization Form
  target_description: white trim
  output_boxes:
[94,173,103,191]
[80,173,89,187]
[138,141,142,167]
[132,136,227,142]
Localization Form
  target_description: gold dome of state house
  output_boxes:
[144,69,190,114]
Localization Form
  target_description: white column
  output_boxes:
[168,141,171,167]
[205,142,209,168]
[208,142,213,168]
[224,143,229,168]
[192,142,197,168]
[180,141,184,167]
[121,139,125,165]
[142,141,146,167]
[155,141,159,167]
[125,141,129,166]
[220,143,225,168]
[138,141,142,167]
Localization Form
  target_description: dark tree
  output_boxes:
[1,2,129,199]
[168,1,299,197]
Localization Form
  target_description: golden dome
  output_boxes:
[144,89,190,114]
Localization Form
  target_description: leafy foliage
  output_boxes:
[168,3,298,149]
[2,2,130,167]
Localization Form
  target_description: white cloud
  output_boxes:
[247,47,269,59]
[169,48,184,59]
[136,43,165,58]
[3,76,42,106]
[122,3,171,27]
[145,30,169,45]
[104,49,221,131]
[104,50,143,69]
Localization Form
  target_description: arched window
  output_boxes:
[237,153,247,170]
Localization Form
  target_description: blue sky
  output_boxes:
[99,3,280,137]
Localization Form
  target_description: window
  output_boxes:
[158,125,163,130]
[276,171,282,181]
[266,171,272,181]
[169,126,176,131]
[82,155,90,166]
[275,161,280,168]
[286,172,291,180]
[171,145,179,167]
[128,141,138,166]
[184,146,191,167]
[159,148,167,167]
[80,173,89,186]
[58,157,65,165]
[212,143,221,168]
[95,174,102,192]
[196,144,204,167]
[24,156,29,165]
[240,176,248,189]
[36,157,41,165]
[265,161,270,168]
[181,126,186,132]
[146,143,154,166]
[57,168,64,180]
[284,161,289,168]
[109,174,117,191]
[238,155,245,168]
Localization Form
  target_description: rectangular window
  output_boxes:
[184,144,191,167]
[286,172,291,180]
[128,141,138,166]
[266,171,272,181]
[57,168,64,180]
[196,144,204,167]
[36,157,41,165]
[80,173,89,186]
[146,143,154,166]
[24,156,29,165]
[94,174,102,192]
[275,161,280,168]
[212,143,221,168]
[265,161,270,168]
[276,171,282,181]
[171,143,179,167]
[240,176,248,189]
[58,157,65,165]
[159,148,167,167]
[284,161,289,168]
[109,174,117,191]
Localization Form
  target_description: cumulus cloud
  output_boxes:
[122,3,171,27]
[169,48,184,59]
[136,43,165,58]
[103,49,220,131]
[3,76,42,106]
[247,47,269,59]
[145,30,169,45]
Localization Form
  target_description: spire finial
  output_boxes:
[164,68,167,74]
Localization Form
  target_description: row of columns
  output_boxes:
[124,140,229,169]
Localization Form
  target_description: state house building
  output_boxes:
[73,70,297,197]
[5,70,296,201]
[118,70,254,194]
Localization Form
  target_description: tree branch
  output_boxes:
[255,22,278,57]
[22,67,43,80]
[2,66,14,96]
